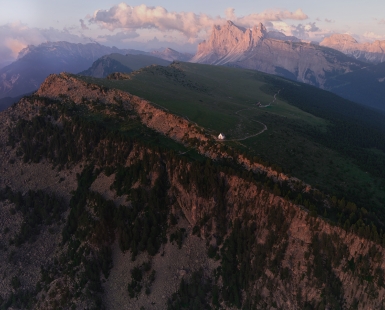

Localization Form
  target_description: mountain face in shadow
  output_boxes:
[79,53,171,78]
[0,41,135,99]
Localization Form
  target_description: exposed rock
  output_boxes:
[191,21,364,87]
[320,34,385,64]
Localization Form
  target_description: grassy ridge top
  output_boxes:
[77,62,385,221]
[107,53,171,71]
[80,62,326,137]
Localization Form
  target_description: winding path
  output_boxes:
[148,88,281,143]
[220,89,282,142]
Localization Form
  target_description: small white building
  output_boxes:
[218,133,226,140]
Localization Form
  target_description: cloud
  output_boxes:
[363,31,385,40]
[378,19,385,25]
[79,19,89,30]
[0,22,93,67]
[287,22,320,38]
[121,37,197,53]
[97,31,139,46]
[271,21,331,41]
[232,8,308,28]
[89,4,308,38]
[324,19,335,23]
[89,3,218,38]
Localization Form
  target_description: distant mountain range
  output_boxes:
[191,21,365,88]
[190,21,385,111]
[0,42,193,106]
[320,34,385,64]
[1,23,385,112]
[79,53,171,78]
[149,48,193,62]
[0,42,136,101]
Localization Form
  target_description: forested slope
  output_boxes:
[0,73,385,309]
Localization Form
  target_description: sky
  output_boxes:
[1,0,385,68]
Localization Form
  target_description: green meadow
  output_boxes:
[78,62,385,217]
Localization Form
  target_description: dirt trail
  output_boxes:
[259,89,281,108]
[221,89,281,141]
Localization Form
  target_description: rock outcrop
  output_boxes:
[320,34,385,64]
[191,21,364,87]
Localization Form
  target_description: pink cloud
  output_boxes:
[89,4,308,38]
[0,22,93,67]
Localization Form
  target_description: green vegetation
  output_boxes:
[78,62,385,230]
[80,63,325,137]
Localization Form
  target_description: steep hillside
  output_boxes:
[0,41,133,100]
[325,61,385,111]
[1,73,385,309]
[191,21,364,88]
[79,53,171,78]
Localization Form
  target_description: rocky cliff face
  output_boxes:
[320,34,385,64]
[1,74,385,309]
[191,21,364,87]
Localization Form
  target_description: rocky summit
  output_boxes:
[320,34,385,64]
[191,21,364,87]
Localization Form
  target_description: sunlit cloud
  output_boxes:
[97,31,139,45]
[0,22,93,67]
[270,21,331,41]
[89,4,308,38]
[363,31,385,41]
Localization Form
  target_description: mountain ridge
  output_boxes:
[79,53,171,78]
[1,72,385,309]
[191,21,365,88]
[0,41,134,100]
[320,34,385,64]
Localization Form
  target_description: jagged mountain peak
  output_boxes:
[191,21,364,87]
[321,34,358,46]
[320,34,385,63]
